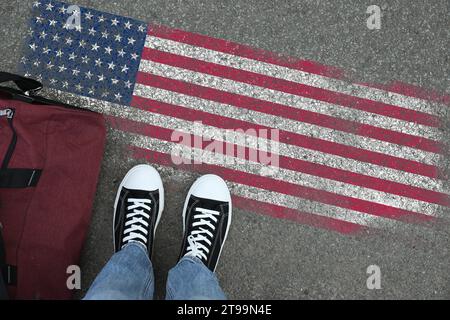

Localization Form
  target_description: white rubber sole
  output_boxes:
[182,174,232,272]
[113,164,164,252]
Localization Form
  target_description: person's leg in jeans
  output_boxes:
[166,174,232,300]
[84,242,154,299]
[84,165,164,300]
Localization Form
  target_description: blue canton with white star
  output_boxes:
[19,0,148,104]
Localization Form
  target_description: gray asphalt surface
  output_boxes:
[0,0,449,299]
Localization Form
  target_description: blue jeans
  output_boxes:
[84,242,226,300]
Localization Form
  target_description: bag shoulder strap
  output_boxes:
[0,72,42,94]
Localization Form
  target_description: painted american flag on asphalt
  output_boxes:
[19,0,449,234]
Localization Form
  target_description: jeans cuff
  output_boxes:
[179,255,215,274]
[122,242,151,262]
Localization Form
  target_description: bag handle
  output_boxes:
[0,72,42,94]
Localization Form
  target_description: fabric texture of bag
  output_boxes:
[0,72,106,299]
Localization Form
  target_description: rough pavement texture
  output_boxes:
[0,0,449,299]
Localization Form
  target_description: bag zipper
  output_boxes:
[0,109,13,119]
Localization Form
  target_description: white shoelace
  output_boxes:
[122,198,152,248]
[186,207,220,261]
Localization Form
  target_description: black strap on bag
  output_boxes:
[0,106,42,188]
[0,72,42,95]
[0,71,89,110]
[0,226,8,299]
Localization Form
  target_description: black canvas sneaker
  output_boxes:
[178,174,232,272]
[113,164,164,258]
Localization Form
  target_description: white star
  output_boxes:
[124,80,132,88]
[48,19,57,26]
[81,55,90,64]
[29,43,37,51]
[72,68,80,76]
[114,93,122,101]
[36,74,43,82]
[107,61,116,70]
[88,87,95,95]
[75,84,83,91]
[91,43,100,51]
[105,46,112,54]
[33,59,40,67]
[98,74,105,82]
[45,2,54,11]
[61,81,69,89]
[58,65,67,73]
[124,21,132,29]
[114,33,122,42]
[111,78,119,85]
[39,31,47,39]
[85,71,93,79]
[131,53,139,60]
[101,31,109,39]
[68,52,77,60]
[42,47,51,54]
[27,28,34,36]
[55,49,63,57]
[79,40,86,48]
[101,90,109,98]
[24,73,31,77]
[111,18,119,26]
[127,37,136,45]
[35,16,44,24]
[50,78,58,85]
[88,27,96,36]
[94,59,103,67]
[59,5,67,14]
[20,56,27,64]
[65,37,73,45]
[32,1,41,8]
[117,49,126,57]
[85,11,93,20]
[137,25,146,32]
[98,15,105,23]
[52,34,60,41]
[46,62,54,69]
[121,65,129,73]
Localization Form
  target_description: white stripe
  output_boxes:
[134,63,441,166]
[123,132,441,216]
[145,36,448,120]
[45,88,446,194]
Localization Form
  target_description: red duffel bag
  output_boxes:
[0,72,106,299]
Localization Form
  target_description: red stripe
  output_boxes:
[148,24,449,106]
[134,73,442,154]
[140,47,441,128]
[130,86,440,179]
[231,195,366,234]
[148,24,346,79]
[110,113,450,207]
[125,143,434,223]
